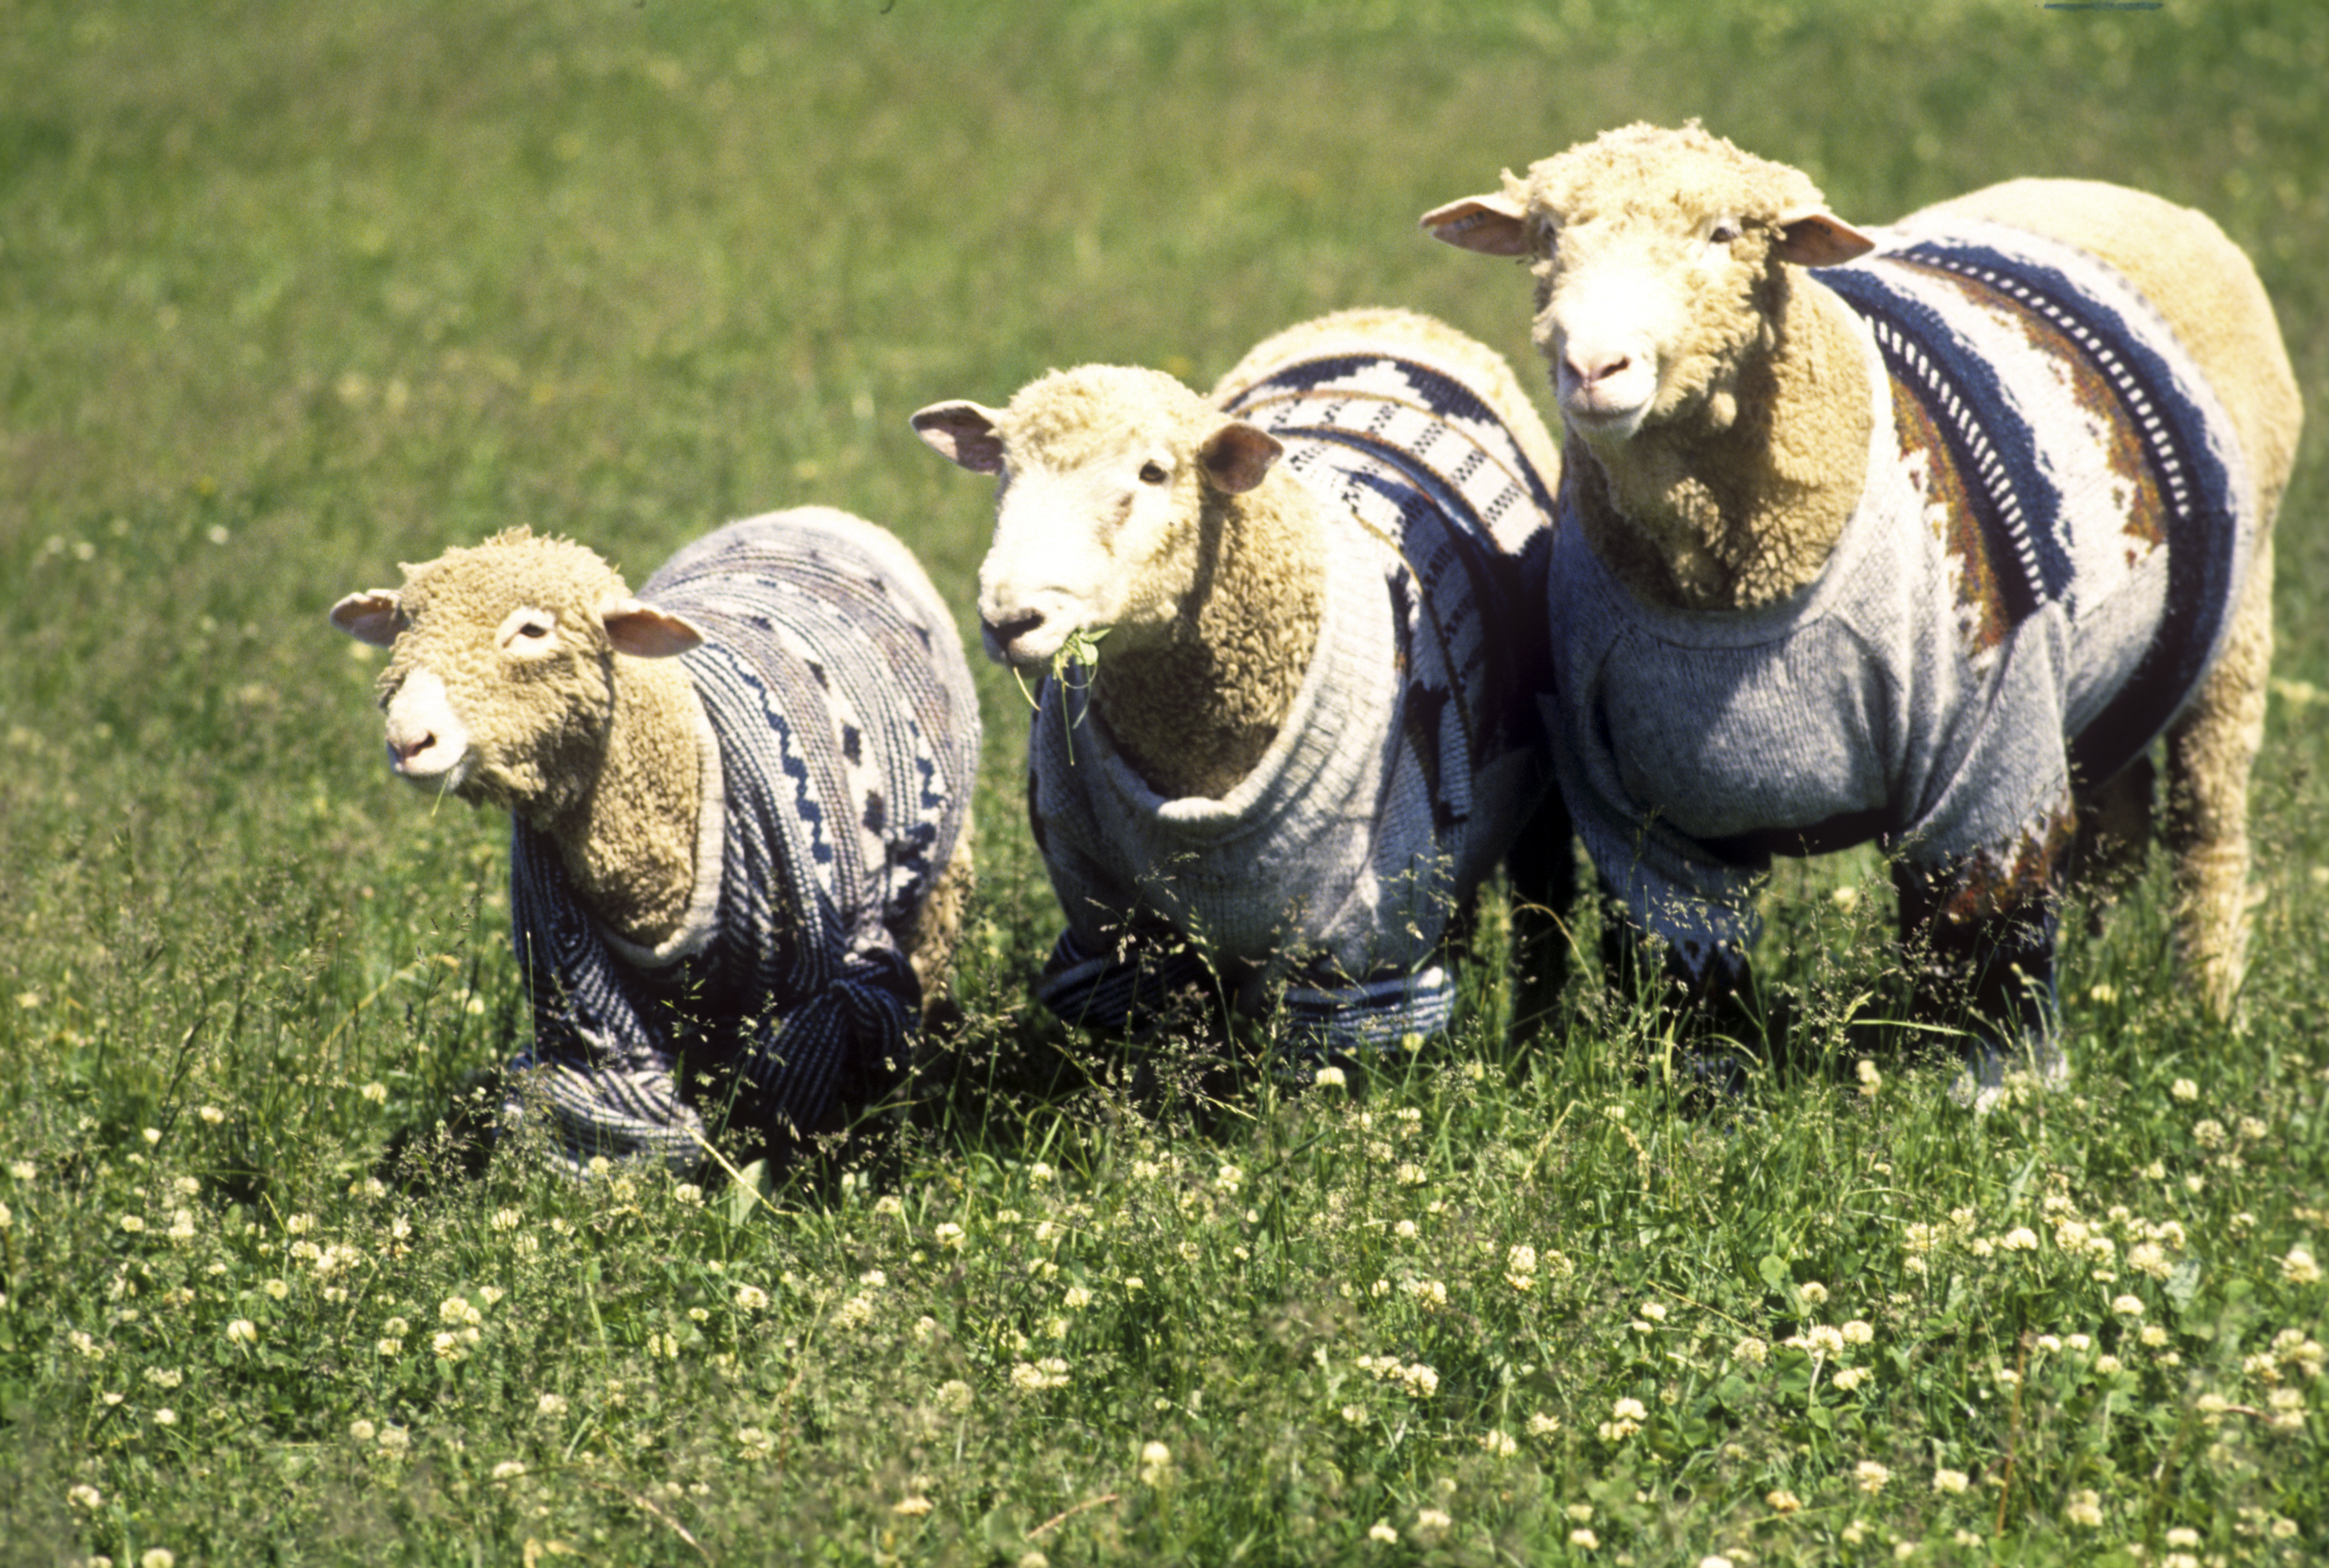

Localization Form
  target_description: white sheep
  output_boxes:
[331,507,981,1172]
[1424,122,2301,1097]
[911,308,1567,1052]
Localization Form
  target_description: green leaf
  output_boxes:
[1758,1254,1791,1293]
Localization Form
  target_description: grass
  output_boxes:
[2,0,2325,1562]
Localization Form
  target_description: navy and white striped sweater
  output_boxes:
[1547,218,2261,977]
[1029,350,1559,1052]
[500,509,980,1174]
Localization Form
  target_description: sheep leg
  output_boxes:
[2163,533,2273,1021]
[1894,856,2065,1100]
[2069,754,2154,935]
[1503,790,1577,1041]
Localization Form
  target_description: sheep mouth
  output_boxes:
[981,611,1068,670]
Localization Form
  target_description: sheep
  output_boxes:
[911,308,1568,1055]
[330,507,982,1173]
[1424,122,2301,1100]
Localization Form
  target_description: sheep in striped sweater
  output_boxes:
[331,508,980,1172]
[1424,122,2301,1101]
[911,309,1568,1055]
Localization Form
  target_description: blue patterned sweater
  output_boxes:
[500,509,980,1173]
[1028,350,1559,1052]
[1546,218,2261,975]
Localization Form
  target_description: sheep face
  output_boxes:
[330,530,702,822]
[913,368,1282,671]
[1422,122,1873,445]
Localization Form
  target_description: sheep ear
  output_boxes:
[1419,192,1532,257]
[1773,207,1878,267]
[910,402,1008,473]
[1198,423,1283,494]
[602,598,704,658]
[331,590,407,647]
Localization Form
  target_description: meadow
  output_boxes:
[3,1,2326,1563]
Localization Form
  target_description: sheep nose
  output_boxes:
[984,608,1046,648]
[1565,347,1631,387]
[389,732,437,769]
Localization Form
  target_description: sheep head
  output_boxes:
[1422,121,1874,448]
[912,366,1282,671]
[330,528,703,824]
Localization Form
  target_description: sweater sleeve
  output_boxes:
[500,826,708,1178]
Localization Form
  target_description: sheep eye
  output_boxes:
[1138,461,1169,485]
[1708,219,1742,246]
[497,605,560,652]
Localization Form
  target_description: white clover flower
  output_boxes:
[937,1379,973,1414]
[1314,1065,1347,1088]
[2281,1247,2323,1286]
[68,1482,104,1512]
[1214,1164,1244,1195]
[1639,1300,1668,1323]
[1568,1527,1599,1550]
[1842,1319,1875,1345]
[1139,1440,1174,1486]
[1807,1324,1845,1356]
[934,1222,966,1250]
[2112,1294,2146,1318]
[1933,1468,1970,1494]
[1415,1508,1454,1539]
[225,1319,256,1348]
[2095,1354,2124,1375]
[2064,1489,2103,1528]
[492,1460,527,1481]
[536,1393,568,1417]
[734,1284,769,1312]
[376,1425,411,1456]
[833,1295,876,1332]
[1831,1366,1871,1392]
[1856,1058,1882,1096]
[1766,1489,1803,1514]
[1527,1411,1561,1437]
[873,1194,904,1218]
[1855,1460,1891,1493]
[892,1495,934,1517]
[1400,1362,1439,1398]
[2002,1227,2039,1252]
[734,1425,775,1457]
[1480,1428,1517,1458]
[1395,1162,1426,1187]
[1368,1521,1399,1544]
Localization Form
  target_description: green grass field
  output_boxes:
[4,2,2326,1562]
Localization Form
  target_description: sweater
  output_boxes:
[498,509,980,1174]
[1548,217,2259,978]
[1029,350,1558,1052]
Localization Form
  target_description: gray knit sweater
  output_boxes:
[1548,218,2260,976]
[499,509,980,1174]
[1029,351,1559,1051]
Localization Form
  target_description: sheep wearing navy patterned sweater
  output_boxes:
[332,509,980,1173]
[913,310,1566,1053]
[1427,123,2301,1094]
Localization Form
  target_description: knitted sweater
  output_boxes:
[1030,351,1558,1051]
[499,509,980,1174]
[1548,218,2259,973]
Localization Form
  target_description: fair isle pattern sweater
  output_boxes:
[1030,351,1559,1052]
[500,509,980,1175]
[1547,218,2259,972]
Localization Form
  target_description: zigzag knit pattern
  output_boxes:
[500,510,980,1174]
[1547,217,2259,971]
[1030,351,1557,1054]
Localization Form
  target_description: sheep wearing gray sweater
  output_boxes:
[913,309,1567,1054]
[332,508,980,1171]
[1425,122,2301,1100]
